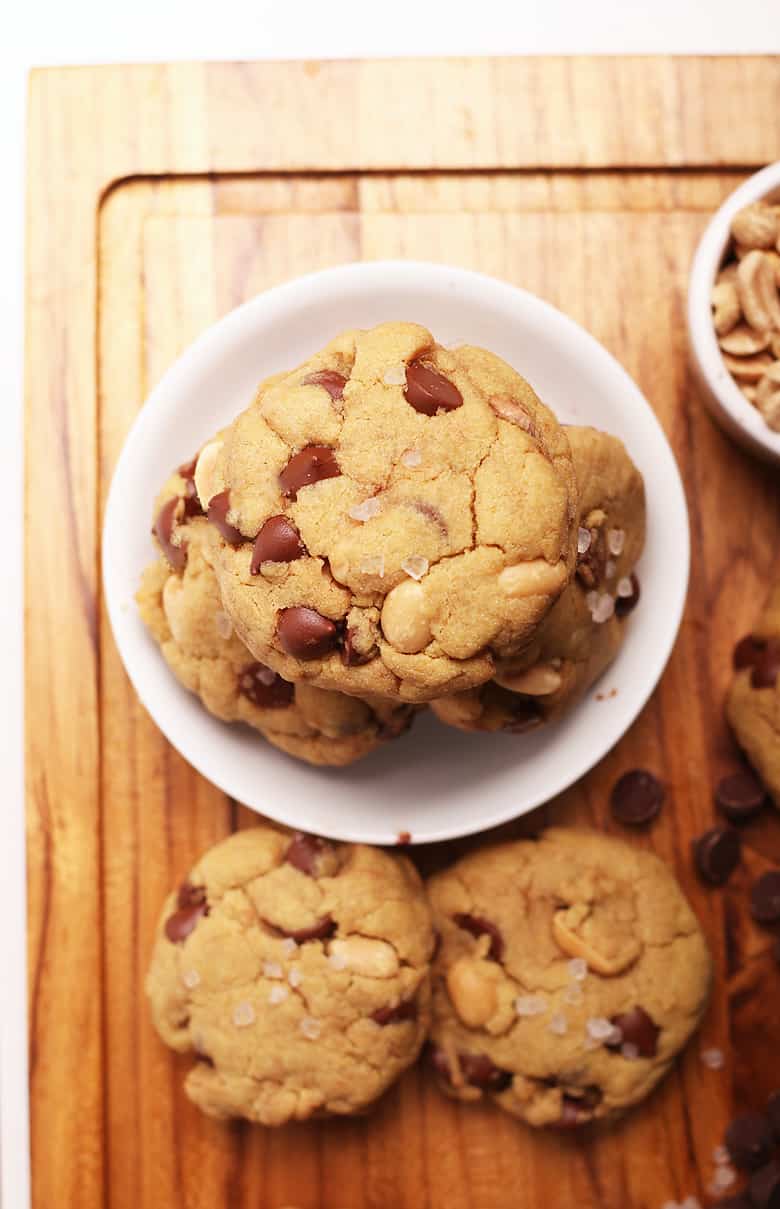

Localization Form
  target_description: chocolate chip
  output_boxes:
[767,1090,780,1140]
[377,707,414,742]
[716,770,768,822]
[693,826,741,886]
[483,684,544,733]
[285,832,334,876]
[371,999,417,1026]
[277,607,341,659]
[207,490,243,545]
[750,1160,780,1209]
[725,1112,773,1170]
[280,916,336,944]
[341,626,376,666]
[559,1085,603,1127]
[734,634,768,669]
[404,359,463,415]
[302,370,347,400]
[452,913,504,961]
[610,769,665,826]
[154,497,187,572]
[614,572,641,617]
[458,1052,512,1092]
[181,475,204,518]
[750,871,780,924]
[752,641,780,690]
[607,1006,660,1057]
[164,882,208,943]
[238,663,294,709]
[279,445,341,500]
[251,515,305,572]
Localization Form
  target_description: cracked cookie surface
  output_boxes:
[139,468,416,766]
[195,322,577,702]
[430,426,645,732]
[726,582,780,808]
[426,828,711,1127]
[146,825,435,1125]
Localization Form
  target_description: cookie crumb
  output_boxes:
[401,555,429,581]
[401,449,422,468]
[397,830,412,845]
[233,1001,256,1028]
[181,968,200,989]
[383,364,407,386]
[515,994,548,1017]
[300,1016,321,1040]
[349,497,382,522]
[701,1047,725,1070]
[268,985,289,1005]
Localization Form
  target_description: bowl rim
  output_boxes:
[687,160,780,462]
[103,259,690,844]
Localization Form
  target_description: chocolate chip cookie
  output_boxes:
[140,467,416,765]
[726,582,780,808]
[426,828,711,1127]
[195,323,577,702]
[146,825,435,1125]
[429,426,645,733]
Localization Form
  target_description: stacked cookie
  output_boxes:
[138,322,645,764]
[147,824,712,1129]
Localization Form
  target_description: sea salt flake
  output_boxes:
[605,559,616,580]
[329,951,348,971]
[215,610,233,640]
[621,1042,640,1061]
[700,1047,725,1070]
[605,1025,623,1047]
[577,527,592,555]
[288,966,303,988]
[402,555,429,581]
[586,1017,616,1042]
[281,937,298,957]
[591,593,615,624]
[233,1001,256,1028]
[567,958,588,981]
[360,555,385,577]
[712,1145,730,1166]
[608,528,625,556]
[349,496,382,522]
[563,984,583,1006]
[585,590,600,612]
[300,1016,321,1040]
[263,961,283,980]
[181,968,200,989]
[383,364,407,386]
[549,1013,568,1037]
[515,994,548,1017]
[617,576,634,598]
[402,449,422,468]
[268,984,289,1005]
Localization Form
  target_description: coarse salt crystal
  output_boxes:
[700,1047,725,1070]
[712,1145,730,1166]
[712,1167,736,1190]
[349,496,382,522]
[402,555,429,581]
[181,968,200,989]
[515,994,548,1017]
[256,665,277,686]
[605,559,616,580]
[281,937,298,957]
[549,1013,568,1036]
[577,527,592,555]
[268,984,289,1005]
[215,611,233,640]
[402,449,422,468]
[233,1001,256,1028]
[617,576,634,598]
[585,590,600,612]
[567,958,588,981]
[621,1042,640,1061]
[591,593,615,624]
[263,961,283,980]
[329,951,348,971]
[606,1025,623,1047]
[360,555,385,577]
[300,1016,321,1040]
[383,364,407,386]
[563,984,583,1006]
[288,966,303,988]
[608,528,625,556]
[586,1017,615,1042]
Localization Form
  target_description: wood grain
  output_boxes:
[26,58,780,1209]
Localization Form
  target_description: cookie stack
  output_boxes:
[138,322,645,763]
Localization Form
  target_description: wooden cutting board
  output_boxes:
[26,57,780,1209]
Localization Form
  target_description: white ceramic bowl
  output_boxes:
[688,160,780,465]
[103,261,689,845]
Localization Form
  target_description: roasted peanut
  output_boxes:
[380,580,433,653]
[711,280,741,336]
[552,905,641,977]
[194,440,224,510]
[731,202,778,250]
[498,559,567,600]
[496,663,562,696]
[737,250,780,333]
[718,323,770,356]
[328,936,399,978]
[446,957,502,1028]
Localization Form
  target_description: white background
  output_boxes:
[3,4,780,1208]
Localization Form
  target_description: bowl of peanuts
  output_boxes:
[688,160,780,464]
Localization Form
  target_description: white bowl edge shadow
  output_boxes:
[687,160,780,465]
[103,260,690,845]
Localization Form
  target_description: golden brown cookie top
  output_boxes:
[193,322,577,701]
